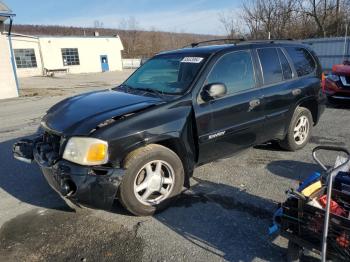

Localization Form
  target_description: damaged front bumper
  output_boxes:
[13,136,124,210]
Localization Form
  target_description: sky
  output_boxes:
[6,0,241,35]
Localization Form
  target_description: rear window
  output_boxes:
[257,48,283,85]
[285,47,316,77]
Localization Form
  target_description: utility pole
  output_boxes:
[336,0,340,35]
[343,23,348,61]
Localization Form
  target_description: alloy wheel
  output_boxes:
[133,160,175,206]
[293,115,310,145]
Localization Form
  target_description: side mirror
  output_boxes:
[201,83,227,102]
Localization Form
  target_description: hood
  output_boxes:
[42,90,163,136]
[332,64,350,75]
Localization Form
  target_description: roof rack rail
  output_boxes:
[183,38,246,48]
[241,38,294,44]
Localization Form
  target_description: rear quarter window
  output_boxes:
[285,47,316,77]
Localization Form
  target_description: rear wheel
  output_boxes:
[279,107,313,151]
[119,144,184,216]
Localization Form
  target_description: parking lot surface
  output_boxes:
[0,71,349,261]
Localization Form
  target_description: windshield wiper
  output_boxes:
[134,87,164,99]
[118,84,164,99]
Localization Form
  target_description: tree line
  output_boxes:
[221,0,350,39]
[10,23,216,59]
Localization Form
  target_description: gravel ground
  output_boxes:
[0,71,349,262]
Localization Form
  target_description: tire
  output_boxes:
[279,106,313,151]
[119,144,184,216]
[287,241,302,262]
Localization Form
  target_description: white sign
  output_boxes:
[181,57,204,63]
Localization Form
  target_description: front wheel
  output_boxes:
[279,107,313,151]
[119,144,184,216]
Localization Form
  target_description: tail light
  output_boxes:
[321,72,326,93]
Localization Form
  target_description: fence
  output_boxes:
[122,59,141,69]
[301,37,350,70]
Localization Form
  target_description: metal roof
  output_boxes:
[0,1,15,21]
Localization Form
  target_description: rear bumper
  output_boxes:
[324,80,350,100]
[13,137,124,210]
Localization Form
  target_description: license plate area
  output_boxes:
[13,139,35,163]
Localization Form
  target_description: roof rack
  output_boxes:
[241,38,294,44]
[183,38,246,48]
[183,38,295,49]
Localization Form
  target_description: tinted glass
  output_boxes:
[207,51,255,95]
[277,48,293,80]
[124,54,206,94]
[285,47,315,76]
[14,49,37,68]
[258,48,283,85]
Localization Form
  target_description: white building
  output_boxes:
[0,1,124,100]
[0,2,18,99]
[11,34,124,78]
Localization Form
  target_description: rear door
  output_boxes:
[194,50,265,164]
[255,47,299,141]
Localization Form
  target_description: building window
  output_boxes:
[14,49,38,68]
[61,48,80,66]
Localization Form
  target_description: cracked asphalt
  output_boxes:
[0,71,349,261]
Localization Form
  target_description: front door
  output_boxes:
[194,50,265,164]
[100,55,109,72]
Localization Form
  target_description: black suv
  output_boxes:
[13,40,325,216]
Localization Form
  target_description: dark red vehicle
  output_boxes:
[323,61,350,102]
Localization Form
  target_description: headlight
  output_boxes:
[326,73,340,82]
[63,137,108,166]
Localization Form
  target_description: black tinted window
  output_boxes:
[285,47,315,76]
[258,48,283,85]
[207,51,255,95]
[277,48,293,80]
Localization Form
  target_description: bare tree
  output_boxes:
[93,20,104,29]
[238,0,350,39]
[218,11,243,38]
[241,0,299,39]
[119,17,141,57]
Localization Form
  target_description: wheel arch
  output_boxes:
[296,97,319,125]
[120,131,197,189]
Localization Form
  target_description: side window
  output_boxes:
[257,48,283,85]
[206,51,255,96]
[285,47,316,77]
[277,48,293,80]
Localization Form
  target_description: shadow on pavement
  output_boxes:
[326,99,350,109]
[266,160,322,181]
[0,137,68,210]
[155,178,285,261]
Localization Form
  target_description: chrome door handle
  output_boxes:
[248,99,260,111]
[292,88,301,96]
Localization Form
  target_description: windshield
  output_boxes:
[124,54,207,94]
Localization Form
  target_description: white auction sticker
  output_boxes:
[181,57,204,63]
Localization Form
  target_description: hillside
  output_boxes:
[11,24,219,58]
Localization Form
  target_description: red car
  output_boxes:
[323,61,350,102]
